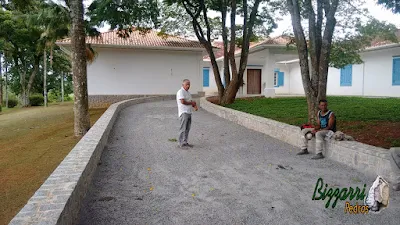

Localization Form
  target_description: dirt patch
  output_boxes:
[339,121,400,149]
[0,102,107,225]
[206,96,220,105]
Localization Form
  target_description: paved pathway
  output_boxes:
[78,101,400,225]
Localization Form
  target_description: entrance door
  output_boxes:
[247,69,261,94]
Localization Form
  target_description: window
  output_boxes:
[278,71,284,87]
[274,69,284,87]
[203,68,209,87]
[393,57,400,85]
[340,64,352,86]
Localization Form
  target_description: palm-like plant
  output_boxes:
[28,1,99,65]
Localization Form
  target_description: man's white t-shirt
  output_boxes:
[176,87,192,117]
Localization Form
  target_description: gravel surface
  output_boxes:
[77,100,400,225]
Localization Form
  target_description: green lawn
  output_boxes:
[0,103,107,225]
[226,96,400,125]
[224,96,400,149]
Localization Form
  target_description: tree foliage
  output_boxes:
[0,0,72,106]
[87,0,160,37]
[377,0,400,13]
[163,0,282,104]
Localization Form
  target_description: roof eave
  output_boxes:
[363,43,400,52]
[55,42,205,52]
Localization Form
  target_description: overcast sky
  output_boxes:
[81,0,400,38]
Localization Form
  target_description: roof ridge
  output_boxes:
[56,28,204,49]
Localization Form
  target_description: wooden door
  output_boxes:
[247,69,261,94]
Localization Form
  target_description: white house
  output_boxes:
[56,29,206,107]
[275,43,400,97]
[202,37,298,97]
[203,38,400,98]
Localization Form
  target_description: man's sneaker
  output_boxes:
[311,153,324,160]
[297,149,309,155]
[178,144,189,149]
[184,143,194,148]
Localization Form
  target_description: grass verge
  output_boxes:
[0,102,107,225]
[221,96,400,149]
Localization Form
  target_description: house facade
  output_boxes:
[275,44,400,97]
[202,37,298,97]
[57,30,206,107]
[203,40,400,98]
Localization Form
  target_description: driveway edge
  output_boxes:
[8,95,175,225]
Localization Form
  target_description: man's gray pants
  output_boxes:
[179,113,192,146]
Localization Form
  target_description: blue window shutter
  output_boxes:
[393,58,400,85]
[203,68,210,87]
[278,71,284,86]
[340,65,352,86]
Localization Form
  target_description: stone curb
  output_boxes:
[8,95,175,225]
[200,97,395,183]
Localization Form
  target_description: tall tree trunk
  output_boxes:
[5,64,8,108]
[183,0,261,105]
[20,70,27,106]
[221,4,230,89]
[287,0,338,124]
[61,73,64,103]
[70,0,91,137]
[44,50,48,107]
[26,57,40,106]
[0,53,3,110]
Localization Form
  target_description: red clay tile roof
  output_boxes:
[56,29,204,49]
[203,36,291,60]
[260,36,292,45]
[203,41,242,60]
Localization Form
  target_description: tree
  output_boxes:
[286,0,398,123]
[0,9,43,106]
[165,0,281,104]
[377,0,400,13]
[27,0,70,107]
[0,51,3,111]
[67,0,91,137]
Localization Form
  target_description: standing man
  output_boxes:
[177,79,197,149]
[297,99,336,159]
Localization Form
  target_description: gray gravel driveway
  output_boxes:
[77,100,400,225]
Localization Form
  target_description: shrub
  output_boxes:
[64,94,73,102]
[48,90,59,103]
[6,99,18,108]
[29,94,44,106]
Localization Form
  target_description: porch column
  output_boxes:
[263,49,276,97]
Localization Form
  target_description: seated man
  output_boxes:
[297,99,336,160]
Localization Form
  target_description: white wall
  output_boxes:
[326,64,364,96]
[203,49,278,96]
[274,65,290,94]
[276,46,400,97]
[362,47,400,97]
[274,63,305,95]
[88,48,203,95]
[202,61,220,95]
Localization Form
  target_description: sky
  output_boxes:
[81,0,400,38]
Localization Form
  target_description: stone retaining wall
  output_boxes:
[200,97,395,183]
[9,96,175,225]
[89,93,205,108]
